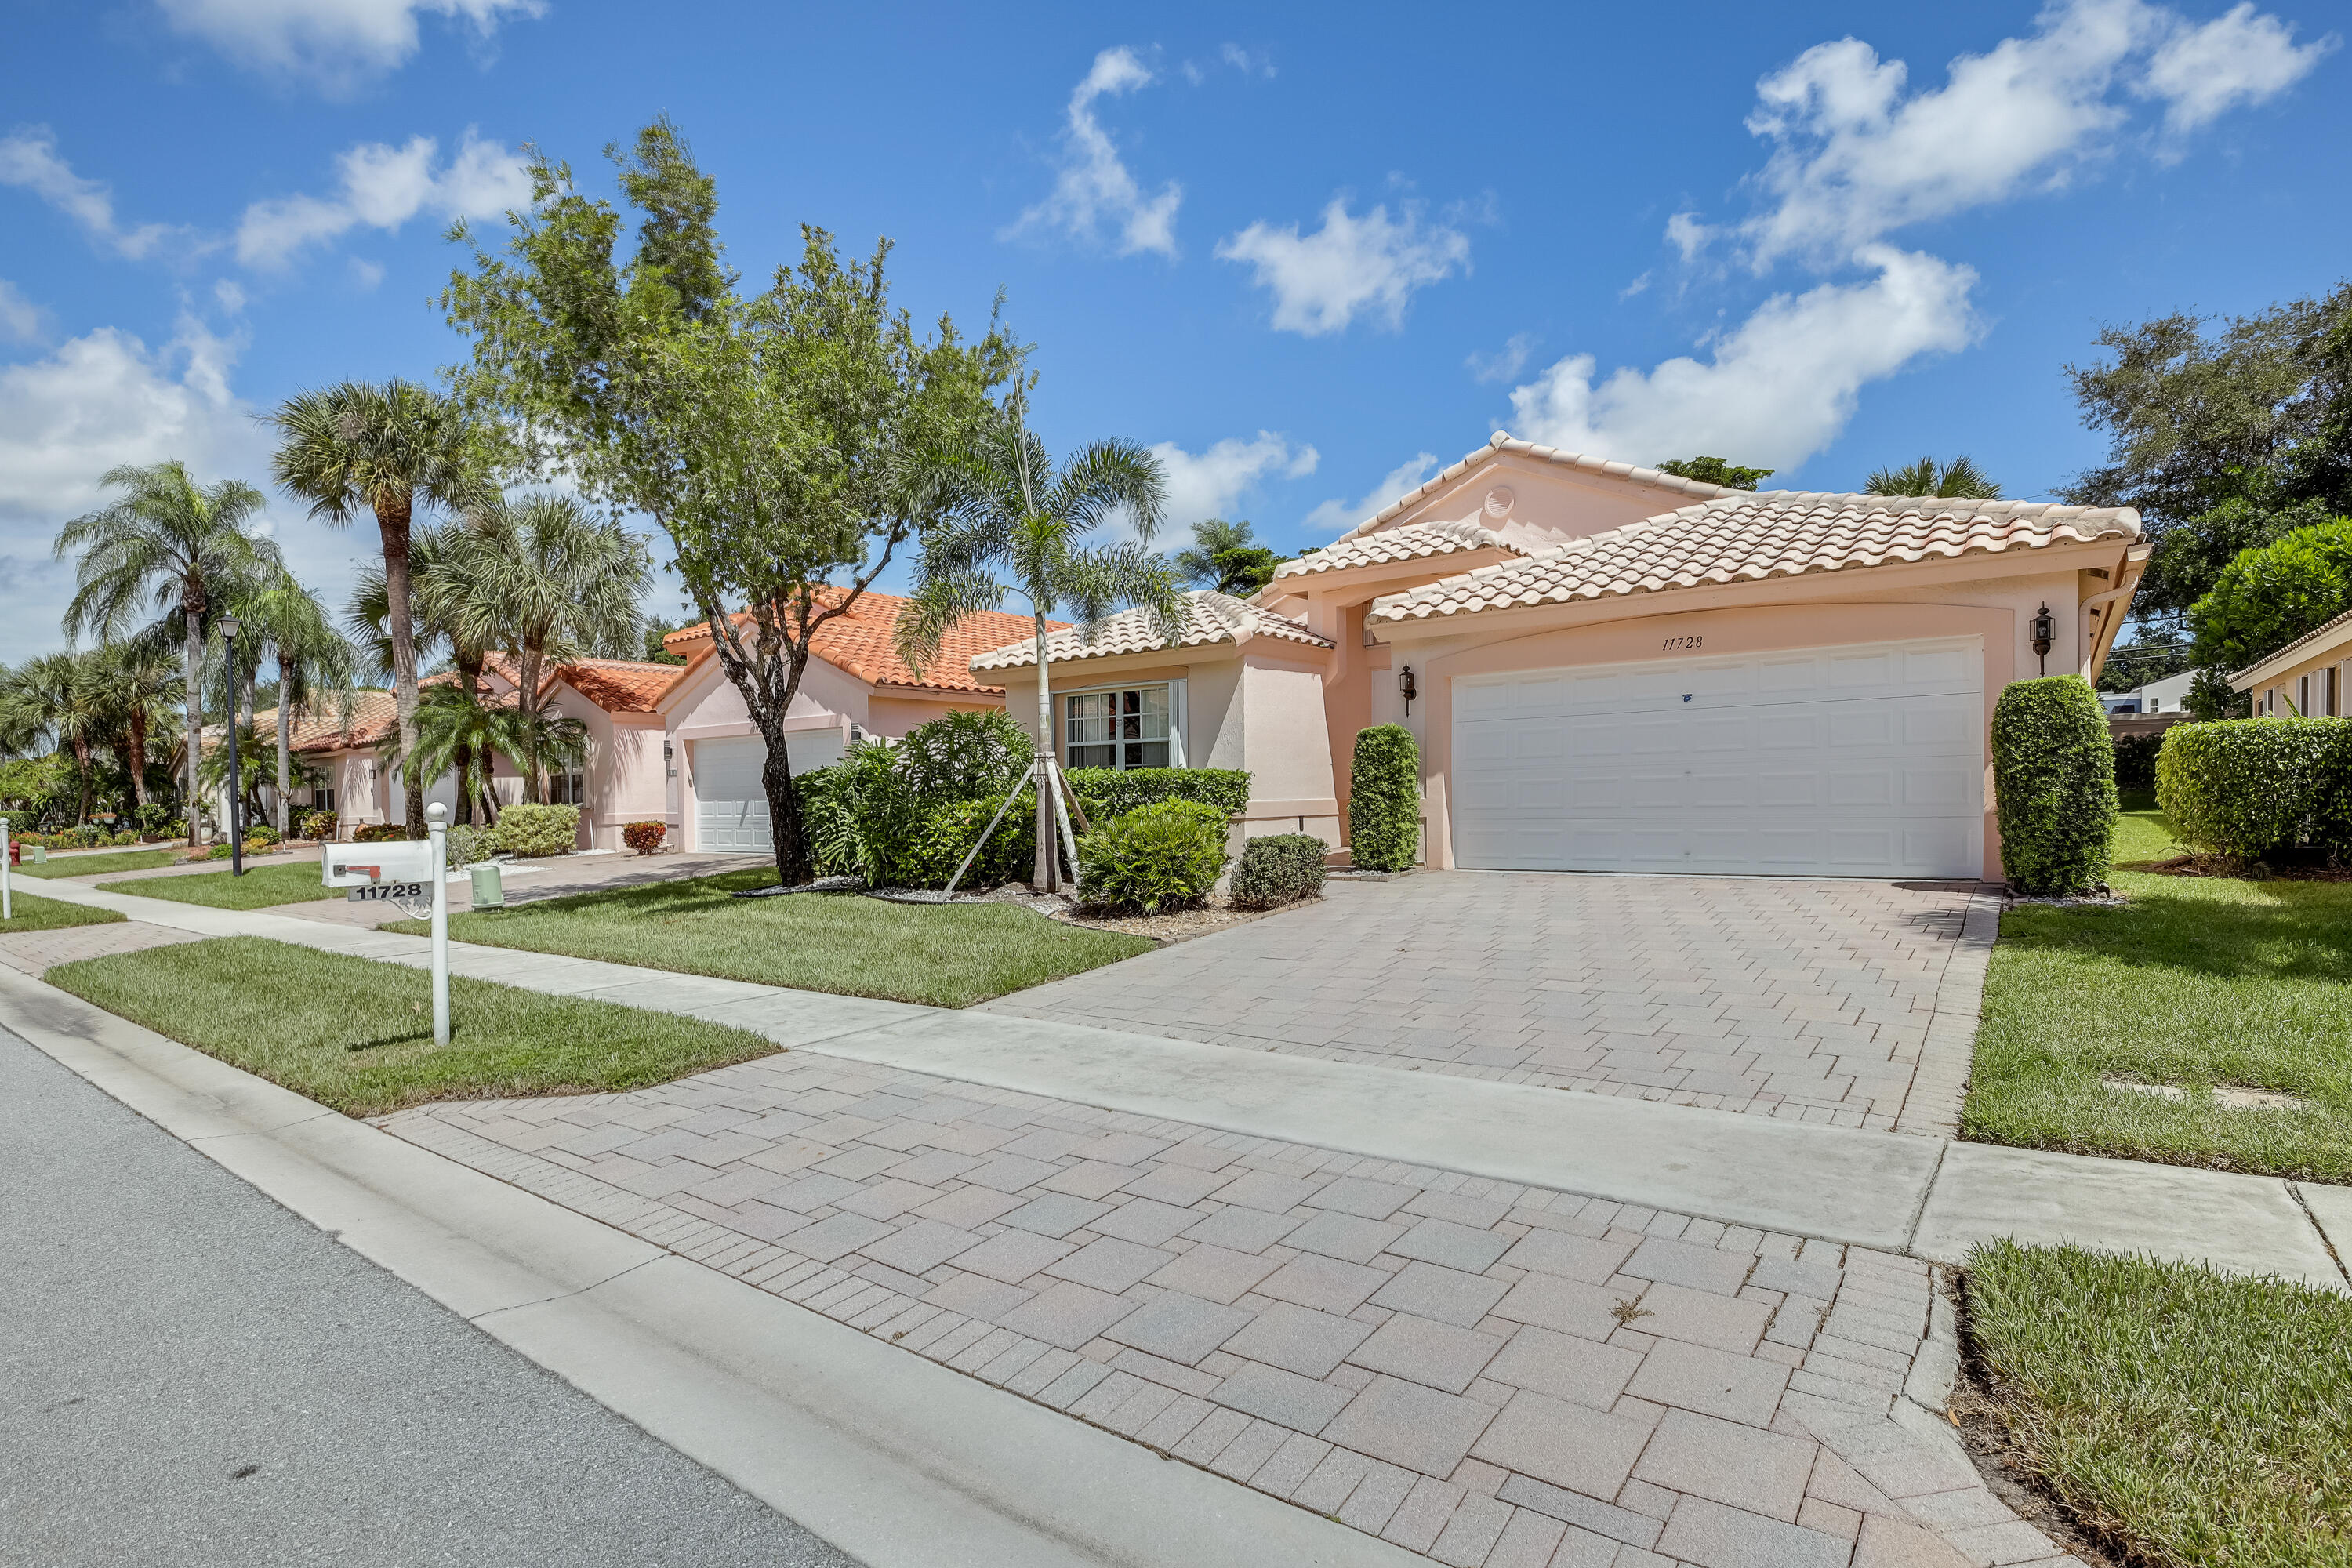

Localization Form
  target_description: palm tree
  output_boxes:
[351,526,488,821]
[895,390,1174,891]
[55,460,278,845]
[1863,456,2002,500]
[234,568,358,837]
[1174,518,1254,584]
[89,637,181,811]
[445,493,648,799]
[269,380,488,837]
[405,684,524,826]
[0,652,107,822]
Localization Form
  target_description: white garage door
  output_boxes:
[691,732,848,854]
[1451,637,1984,878]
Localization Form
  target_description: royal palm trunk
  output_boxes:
[375,488,426,837]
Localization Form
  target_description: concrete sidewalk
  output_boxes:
[21,873,2351,1287]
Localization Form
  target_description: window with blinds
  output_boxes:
[1065,685,1171,771]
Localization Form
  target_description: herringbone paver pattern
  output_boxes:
[384,1051,2071,1566]
[984,873,1986,1134]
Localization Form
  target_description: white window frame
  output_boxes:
[1057,677,1187,771]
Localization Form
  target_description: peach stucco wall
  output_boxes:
[2241,635,2352,717]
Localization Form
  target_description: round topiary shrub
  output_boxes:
[1348,724,1421,873]
[1991,675,2118,895]
[1229,833,1328,909]
[1075,799,1230,913]
[622,819,666,855]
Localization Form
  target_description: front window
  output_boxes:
[547,768,587,805]
[1065,685,1171,771]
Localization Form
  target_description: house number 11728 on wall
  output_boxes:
[1661,635,1704,651]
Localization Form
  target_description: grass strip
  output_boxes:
[97,859,341,910]
[0,890,128,931]
[14,848,183,879]
[1967,797,2352,1183]
[1965,1240,2352,1568]
[46,935,780,1116]
[385,867,1156,1008]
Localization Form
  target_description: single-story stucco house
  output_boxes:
[971,433,2148,882]
[2231,610,2352,717]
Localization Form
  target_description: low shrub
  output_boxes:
[132,803,173,835]
[1066,766,1250,818]
[296,809,338,841]
[2112,731,2165,792]
[444,823,489,870]
[908,790,1040,890]
[1991,677,2117,895]
[1348,725,1421,873]
[622,820,666,855]
[493,802,580,858]
[244,822,283,846]
[353,822,408,843]
[1229,833,1327,909]
[2156,717,2352,862]
[1076,800,1230,913]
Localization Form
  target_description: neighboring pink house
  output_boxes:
[972,434,2148,882]
[659,592,1047,852]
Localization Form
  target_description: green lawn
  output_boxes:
[0,889,128,931]
[1967,792,2352,1182]
[1966,1240,2352,1568]
[46,935,780,1116]
[97,859,341,911]
[386,866,1156,1008]
[16,848,183,879]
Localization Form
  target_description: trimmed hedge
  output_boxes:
[910,789,1040,890]
[2156,717,2352,862]
[1076,800,1230,914]
[1348,725,1421,873]
[353,822,408,843]
[1991,677,2118,895]
[493,802,581,858]
[2112,731,2165,792]
[1065,767,1250,818]
[1230,833,1327,909]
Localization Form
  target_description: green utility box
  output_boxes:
[470,862,506,909]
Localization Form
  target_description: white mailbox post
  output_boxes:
[2,815,12,922]
[321,810,450,1045]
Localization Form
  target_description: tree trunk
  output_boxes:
[126,704,149,810]
[71,737,93,824]
[453,652,483,826]
[274,654,292,838]
[755,706,811,886]
[376,489,426,838]
[1032,612,1058,891]
[181,593,205,847]
[239,657,258,828]
[519,640,545,803]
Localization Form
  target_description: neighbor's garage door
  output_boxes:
[691,732,847,853]
[1450,637,1984,878]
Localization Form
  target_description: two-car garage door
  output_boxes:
[1450,637,1984,879]
[691,732,848,853]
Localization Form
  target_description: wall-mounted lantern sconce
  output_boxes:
[1399,663,1418,714]
[2031,604,2055,675]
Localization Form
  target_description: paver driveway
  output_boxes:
[983,873,1992,1135]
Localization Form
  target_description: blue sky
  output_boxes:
[2,0,2344,662]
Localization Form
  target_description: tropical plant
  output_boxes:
[442,492,648,797]
[86,637,180,810]
[896,389,1176,891]
[1864,456,2002,499]
[622,820,666,855]
[1174,518,1280,595]
[232,567,357,837]
[1656,456,1773,490]
[0,652,107,822]
[352,524,493,823]
[1074,799,1229,913]
[891,708,1033,800]
[199,723,325,818]
[56,460,278,844]
[269,379,490,837]
[403,684,527,824]
[442,121,1017,884]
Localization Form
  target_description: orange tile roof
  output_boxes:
[257,690,401,753]
[552,659,685,713]
[663,591,1061,695]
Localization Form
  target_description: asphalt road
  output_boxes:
[0,1026,861,1568]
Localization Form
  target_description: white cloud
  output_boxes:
[2144,2,2336,134]
[1148,433,1319,535]
[349,257,387,291]
[156,0,546,89]
[1220,43,1276,78]
[1730,0,2328,270]
[212,278,246,314]
[1465,332,1534,384]
[0,281,44,345]
[0,128,177,260]
[1303,452,1443,535]
[1218,198,1470,336]
[1507,247,1980,471]
[1007,47,1182,259]
[235,130,529,269]
[0,316,278,661]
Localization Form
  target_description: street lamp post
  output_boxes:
[220,612,244,877]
